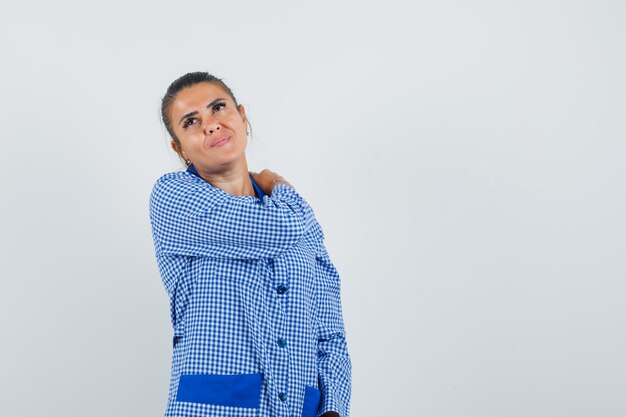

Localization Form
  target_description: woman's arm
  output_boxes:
[149,172,314,260]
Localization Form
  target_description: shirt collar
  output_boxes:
[186,163,266,199]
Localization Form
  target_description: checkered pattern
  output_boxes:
[149,169,351,417]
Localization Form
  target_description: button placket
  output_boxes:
[266,256,292,415]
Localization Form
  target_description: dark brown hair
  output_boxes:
[160,72,252,166]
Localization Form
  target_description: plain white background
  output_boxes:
[0,1,624,416]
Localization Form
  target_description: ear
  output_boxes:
[171,141,186,159]
[238,104,247,123]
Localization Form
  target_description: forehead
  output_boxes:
[170,82,230,117]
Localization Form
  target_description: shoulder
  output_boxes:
[150,171,196,207]
[152,170,201,192]
[149,171,227,217]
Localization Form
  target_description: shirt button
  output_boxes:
[277,338,287,347]
[276,284,287,294]
[278,392,287,402]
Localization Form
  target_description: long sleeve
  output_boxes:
[314,241,352,417]
[149,172,316,260]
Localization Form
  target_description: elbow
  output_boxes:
[317,330,349,359]
[318,330,346,344]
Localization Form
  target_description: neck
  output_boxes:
[195,161,255,197]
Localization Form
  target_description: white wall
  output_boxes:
[0,1,624,416]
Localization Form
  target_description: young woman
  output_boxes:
[149,72,351,417]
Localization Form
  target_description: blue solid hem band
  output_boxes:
[176,372,263,408]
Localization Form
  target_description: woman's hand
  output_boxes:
[250,169,294,195]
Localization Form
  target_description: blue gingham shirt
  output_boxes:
[148,164,352,417]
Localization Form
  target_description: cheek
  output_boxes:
[180,134,204,152]
[173,127,195,145]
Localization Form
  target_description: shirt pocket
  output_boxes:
[176,372,263,408]
[302,385,322,417]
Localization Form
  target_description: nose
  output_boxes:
[203,114,220,135]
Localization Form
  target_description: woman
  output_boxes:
[149,72,351,417]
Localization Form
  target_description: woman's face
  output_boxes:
[168,82,248,172]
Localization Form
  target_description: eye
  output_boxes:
[182,118,197,129]
[213,102,226,112]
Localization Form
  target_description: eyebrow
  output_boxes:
[178,98,227,126]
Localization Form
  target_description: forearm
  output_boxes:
[315,243,352,417]
[317,334,352,417]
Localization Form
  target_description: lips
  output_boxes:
[210,135,230,147]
